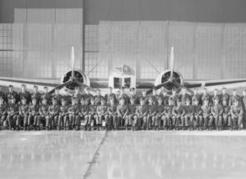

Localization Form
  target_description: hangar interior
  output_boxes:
[0,0,246,82]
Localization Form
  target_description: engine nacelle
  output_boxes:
[155,70,184,92]
[61,70,90,90]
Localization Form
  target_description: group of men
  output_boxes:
[0,84,245,131]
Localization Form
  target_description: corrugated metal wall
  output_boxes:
[98,21,246,80]
[1,20,246,80]
[12,8,83,79]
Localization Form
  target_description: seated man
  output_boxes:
[47,98,60,130]
[39,98,49,130]
[6,96,19,130]
[172,99,185,130]
[18,97,29,130]
[126,96,137,130]
[183,98,194,130]
[136,97,148,130]
[211,97,223,130]
[58,98,69,130]
[0,96,8,129]
[28,97,40,130]
[230,99,244,130]
[96,97,108,130]
[88,97,97,130]
[192,98,203,130]
[116,97,128,130]
[147,97,157,130]
[107,97,117,130]
[163,97,175,130]
[201,98,211,130]
[79,97,89,130]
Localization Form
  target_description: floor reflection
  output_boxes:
[89,132,246,179]
[0,131,105,179]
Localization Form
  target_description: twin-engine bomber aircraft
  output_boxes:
[0,46,246,95]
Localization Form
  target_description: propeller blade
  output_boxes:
[71,46,75,80]
[146,81,170,95]
[169,46,174,80]
[48,80,73,94]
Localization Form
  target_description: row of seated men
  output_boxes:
[0,84,245,130]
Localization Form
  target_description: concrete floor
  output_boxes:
[1,131,246,179]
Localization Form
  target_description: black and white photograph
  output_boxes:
[1,0,246,178]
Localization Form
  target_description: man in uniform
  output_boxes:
[211,89,220,105]
[164,97,175,129]
[241,89,246,128]
[19,84,31,104]
[88,97,97,130]
[135,97,148,130]
[201,98,211,130]
[147,96,157,130]
[172,99,185,130]
[58,98,69,130]
[106,87,116,105]
[72,86,82,101]
[47,98,60,130]
[179,88,191,106]
[230,89,240,106]
[69,97,80,130]
[221,88,230,106]
[31,85,41,105]
[230,99,244,130]
[211,97,223,130]
[28,97,40,130]
[116,97,128,129]
[96,97,108,130]
[170,89,178,106]
[52,89,62,105]
[183,98,194,130]
[160,91,169,106]
[39,97,49,130]
[18,97,29,130]
[107,96,117,130]
[6,96,19,130]
[95,89,102,106]
[192,98,203,130]
[126,96,137,130]
[222,97,231,129]
[155,96,165,130]
[0,96,7,129]
[78,97,89,130]
[201,88,211,105]
[192,89,201,106]
[41,86,51,105]
[7,85,18,103]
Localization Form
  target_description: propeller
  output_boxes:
[146,47,177,95]
[48,46,83,94]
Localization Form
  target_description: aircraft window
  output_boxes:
[124,78,131,88]
[114,78,122,88]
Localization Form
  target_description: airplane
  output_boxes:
[0,47,107,95]
[137,47,246,94]
[0,46,246,96]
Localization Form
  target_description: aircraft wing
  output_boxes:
[136,79,154,89]
[184,79,246,90]
[0,77,60,91]
[90,78,108,89]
